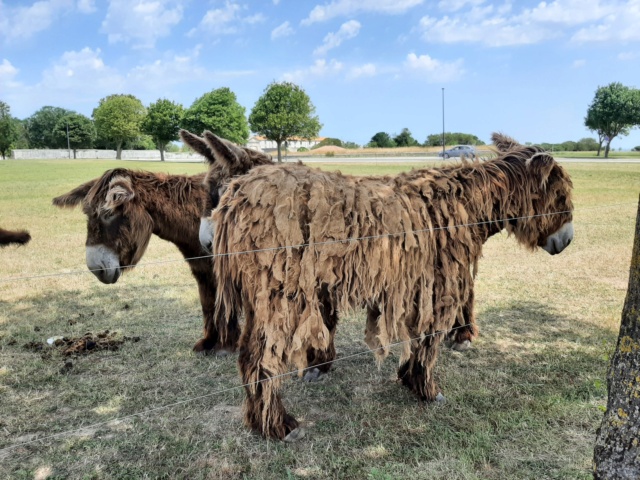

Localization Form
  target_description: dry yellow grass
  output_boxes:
[0,158,638,479]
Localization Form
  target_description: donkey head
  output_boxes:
[53,170,154,284]
[493,134,574,255]
[180,129,273,253]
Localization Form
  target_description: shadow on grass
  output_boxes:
[0,294,616,479]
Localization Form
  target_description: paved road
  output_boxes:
[124,155,640,164]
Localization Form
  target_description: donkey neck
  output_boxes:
[404,158,532,242]
[134,172,207,258]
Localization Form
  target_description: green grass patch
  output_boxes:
[0,158,637,478]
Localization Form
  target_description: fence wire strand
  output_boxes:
[1,201,636,284]
[0,323,468,455]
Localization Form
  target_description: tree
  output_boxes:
[93,94,146,159]
[368,132,395,148]
[53,113,96,158]
[593,197,640,478]
[249,81,322,162]
[25,106,72,148]
[424,132,485,147]
[142,98,184,161]
[585,82,640,158]
[0,101,20,159]
[312,137,343,149]
[394,128,419,147]
[182,87,249,146]
[576,137,600,152]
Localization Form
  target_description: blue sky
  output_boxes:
[1,0,640,149]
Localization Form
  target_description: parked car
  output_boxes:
[438,145,476,159]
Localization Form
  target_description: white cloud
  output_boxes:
[101,0,183,48]
[313,20,361,56]
[302,0,423,25]
[271,21,294,39]
[282,59,344,84]
[571,1,640,43]
[571,59,586,68]
[0,58,20,88]
[405,53,464,83]
[618,51,639,61]
[77,0,96,13]
[437,0,485,12]
[0,0,80,42]
[347,63,377,79]
[419,0,638,47]
[189,1,265,37]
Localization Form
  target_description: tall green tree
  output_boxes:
[182,87,249,146]
[368,131,395,148]
[393,128,419,147]
[585,82,640,158]
[141,98,184,162]
[0,101,19,159]
[26,106,72,148]
[53,113,96,159]
[93,94,146,159]
[249,81,322,162]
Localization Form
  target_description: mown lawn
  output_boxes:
[1,158,639,479]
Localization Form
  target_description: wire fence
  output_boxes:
[0,200,637,458]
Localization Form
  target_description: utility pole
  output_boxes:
[442,87,445,157]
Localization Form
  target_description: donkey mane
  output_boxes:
[82,168,206,213]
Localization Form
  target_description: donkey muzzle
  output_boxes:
[199,217,215,254]
[542,222,574,255]
[86,245,122,284]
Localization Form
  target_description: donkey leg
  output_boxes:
[239,328,300,440]
[304,285,338,382]
[450,290,478,352]
[398,329,446,403]
[192,267,239,355]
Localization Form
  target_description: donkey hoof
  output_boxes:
[452,339,471,352]
[435,393,446,404]
[215,348,233,358]
[302,368,324,382]
[284,428,305,442]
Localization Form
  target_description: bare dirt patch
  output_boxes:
[23,330,140,357]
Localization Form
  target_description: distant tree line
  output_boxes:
[0,81,321,162]
[364,129,486,149]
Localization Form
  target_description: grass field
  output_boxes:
[1,158,639,479]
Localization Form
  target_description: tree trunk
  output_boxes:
[276,140,283,163]
[593,196,640,479]
[73,149,77,159]
[604,140,611,159]
[597,141,603,157]
[116,140,123,160]
[159,142,165,162]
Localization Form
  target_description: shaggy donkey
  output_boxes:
[198,135,481,380]
[209,133,574,440]
[52,132,273,354]
[0,227,31,247]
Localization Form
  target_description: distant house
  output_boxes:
[247,135,325,152]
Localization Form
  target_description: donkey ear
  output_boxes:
[202,131,243,170]
[180,129,215,164]
[52,179,97,208]
[103,176,135,211]
[492,132,521,152]
[526,153,555,183]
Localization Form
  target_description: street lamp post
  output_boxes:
[441,87,445,157]
[66,120,71,159]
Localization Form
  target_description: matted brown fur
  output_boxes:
[0,227,31,247]
[212,133,574,439]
